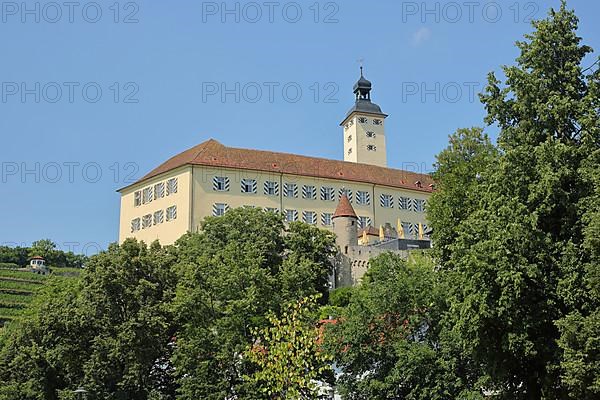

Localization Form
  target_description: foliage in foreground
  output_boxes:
[324,252,484,400]
[0,2,598,399]
[0,208,337,400]
[245,295,333,399]
[171,208,336,399]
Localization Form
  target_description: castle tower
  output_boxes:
[340,67,388,167]
[332,194,358,252]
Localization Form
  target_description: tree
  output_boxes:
[0,239,178,400]
[0,208,336,399]
[245,295,332,399]
[324,252,483,399]
[0,245,29,266]
[436,1,600,398]
[170,207,337,399]
[29,239,57,261]
[555,133,600,398]
[427,127,499,265]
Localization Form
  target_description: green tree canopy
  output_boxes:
[324,252,483,399]
[245,295,333,399]
[427,1,600,398]
[171,207,336,399]
[0,239,178,400]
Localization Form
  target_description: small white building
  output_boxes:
[29,256,48,273]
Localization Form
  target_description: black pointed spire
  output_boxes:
[353,66,372,100]
[340,67,387,125]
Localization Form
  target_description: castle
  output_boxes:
[117,70,433,285]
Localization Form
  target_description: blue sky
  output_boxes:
[1,0,598,254]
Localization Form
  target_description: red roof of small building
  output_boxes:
[120,139,434,192]
[30,256,45,260]
[333,194,357,219]
[358,226,380,237]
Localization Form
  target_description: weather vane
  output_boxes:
[356,58,365,75]
[357,57,365,68]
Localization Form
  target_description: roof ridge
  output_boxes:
[120,138,434,193]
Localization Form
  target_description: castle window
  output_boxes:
[358,116,368,123]
[339,188,353,202]
[402,222,412,237]
[414,199,426,213]
[264,181,279,196]
[167,178,178,195]
[356,190,370,205]
[347,135,352,142]
[320,186,335,201]
[154,210,164,225]
[166,205,177,221]
[358,216,372,228]
[366,131,376,138]
[380,194,393,208]
[212,203,228,217]
[142,187,153,204]
[285,209,298,222]
[303,211,317,225]
[347,148,352,155]
[241,178,257,194]
[134,191,141,207]
[367,145,376,151]
[283,183,298,198]
[399,196,410,210]
[302,185,316,200]
[409,223,418,238]
[154,182,165,199]
[142,214,153,229]
[213,176,229,192]
[373,119,382,125]
[321,212,332,226]
[131,218,141,232]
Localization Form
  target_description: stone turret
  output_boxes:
[332,194,358,253]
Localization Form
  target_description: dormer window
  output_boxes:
[373,119,382,125]
[347,135,352,142]
[347,148,352,155]
[366,131,376,138]
[358,117,368,123]
[367,145,376,151]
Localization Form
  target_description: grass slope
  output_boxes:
[0,267,81,328]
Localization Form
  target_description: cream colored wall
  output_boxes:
[187,165,429,236]
[374,186,429,235]
[343,113,387,167]
[279,174,372,229]
[191,166,282,232]
[118,167,191,245]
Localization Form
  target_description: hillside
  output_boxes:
[0,266,81,328]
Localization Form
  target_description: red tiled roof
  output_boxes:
[358,226,380,237]
[333,194,357,219]
[122,139,433,192]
